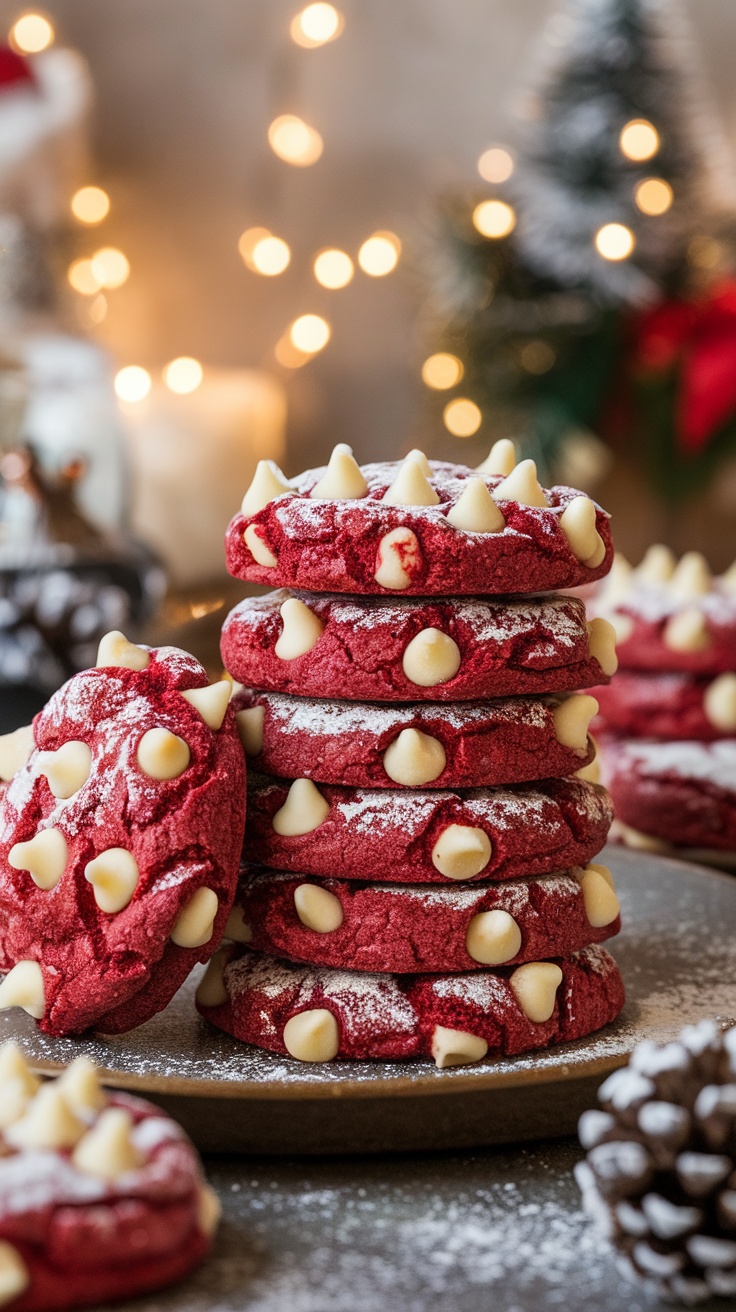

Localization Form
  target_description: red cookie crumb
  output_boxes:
[601,737,736,851]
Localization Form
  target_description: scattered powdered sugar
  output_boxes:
[255,691,552,736]
[618,739,736,791]
[593,580,736,627]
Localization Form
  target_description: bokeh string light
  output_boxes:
[443,398,482,437]
[358,231,401,276]
[477,147,514,183]
[71,186,110,225]
[67,259,100,296]
[90,247,130,289]
[238,227,291,275]
[472,199,516,239]
[10,11,53,53]
[314,248,354,288]
[164,357,204,394]
[595,222,635,261]
[290,3,344,49]
[634,177,673,215]
[268,114,323,166]
[114,366,151,403]
[422,353,464,389]
[619,118,660,162]
[289,314,331,353]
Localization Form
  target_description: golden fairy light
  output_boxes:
[275,334,312,368]
[443,398,482,437]
[164,357,204,394]
[268,115,323,167]
[290,3,344,48]
[10,12,54,53]
[619,119,660,162]
[357,231,401,277]
[90,247,130,289]
[472,199,516,239]
[71,186,110,225]
[477,147,514,184]
[67,259,100,296]
[520,341,556,374]
[314,248,354,289]
[634,177,673,216]
[114,367,151,403]
[594,222,635,261]
[289,314,331,353]
[237,228,291,276]
[422,353,464,390]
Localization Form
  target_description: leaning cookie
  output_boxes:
[246,772,613,884]
[227,864,621,973]
[601,738,736,852]
[0,632,246,1036]
[0,1046,219,1312]
[222,589,617,702]
[232,689,598,789]
[226,444,613,597]
[196,943,625,1064]
[593,670,736,740]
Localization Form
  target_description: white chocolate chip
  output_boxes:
[559,496,606,567]
[72,1108,143,1179]
[310,445,368,499]
[608,611,634,645]
[446,478,505,533]
[272,778,331,836]
[223,906,253,943]
[0,1083,31,1132]
[492,458,548,508]
[383,727,446,786]
[37,741,92,800]
[431,1025,489,1069]
[552,694,598,753]
[476,438,516,476]
[197,1184,222,1237]
[6,1084,85,1150]
[137,727,191,780]
[171,887,219,948]
[465,909,522,965]
[575,746,601,785]
[587,617,618,676]
[401,628,461,687]
[579,864,620,927]
[96,630,150,671]
[294,883,344,933]
[243,524,278,567]
[404,448,432,476]
[510,962,563,1024]
[597,553,632,607]
[637,543,676,583]
[182,680,231,730]
[195,946,230,1007]
[235,705,265,756]
[704,673,736,732]
[382,458,439,507]
[374,527,421,590]
[0,725,34,782]
[283,1009,340,1062]
[663,608,710,653]
[9,828,68,891]
[0,1242,30,1305]
[56,1057,107,1116]
[0,961,45,1019]
[274,598,325,661]
[431,825,492,880]
[670,551,712,599]
[241,460,291,517]
[587,861,616,889]
[0,1043,40,1097]
[85,848,140,914]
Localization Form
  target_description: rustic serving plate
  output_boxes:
[2,847,735,1154]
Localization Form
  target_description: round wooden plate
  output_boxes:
[2,847,735,1154]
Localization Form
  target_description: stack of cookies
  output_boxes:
[198,444,626,1066]
[589,546,736,860]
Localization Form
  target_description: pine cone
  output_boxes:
[576,1020,736,1305]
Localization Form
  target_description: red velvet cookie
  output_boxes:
[0,632,246,1036]
[0,1046,219,1312]
[229,863,621,973]
[591,549,736,675]
[196,943,625,1063]
[246,772,613,884]
[226,448,613,597]
[232,688,598,789]
[601,737,736,851]
[222,589,616,702]
[593,670,736,741]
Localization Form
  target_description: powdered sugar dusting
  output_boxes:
[614,739,736,791]
[249,690,553,737]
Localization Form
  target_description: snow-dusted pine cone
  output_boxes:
[576,1020,736,1305]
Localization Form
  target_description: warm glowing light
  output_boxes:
[472,200,516,239]
[520,341,555,374]
[477,147,514,184]
[635,177,673,216]
[275,334,312,368]
[164,357,204,394]
[443,398,482,438]
[595,222,635,261]
[71,186,110,225]
[114,366,151,403]
[619,119,659,162]
[422,353,464,390]
[289,314,331,353]
[67,259,100,296]
[10,12,54,53]
[268,115,323,167]
[237,229,292,276]
[89,293,107,324]
[90,247,130,289]
[357,231,401,277]
[313,248,354,289]
[291,3,344,48]
[238,227,270,267]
